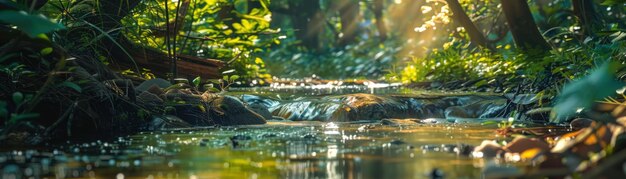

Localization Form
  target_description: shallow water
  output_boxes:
[1,85,508,178]
[1,122,500,178]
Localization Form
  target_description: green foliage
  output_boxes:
[1,92,39,126]
[122,0,276,79]
[208,72,240,92]
[388,42,518,84]
[121,68,156,80]
[0,10,65,37]
[553,62,624,122]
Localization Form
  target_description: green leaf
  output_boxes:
[193,76,202,87]
[234,0,249,14]
[611,32,626,43]
[59,81,82,93]
[12,92,24,104]
[259,0,269,10]
[208,79,221,84]
[0,10,65,38]
[480,120,500,126]
[553,62,625,122]
[40,47,53,55]
[229,75,240,81]
[209,87,220,93]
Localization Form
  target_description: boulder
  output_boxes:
[137,91,164,112]
[329,93,409,121]
[248,103,278,121]
[136,78,171,92]
[208,95,267,125]
[170,104,212,126]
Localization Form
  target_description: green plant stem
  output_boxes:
[171,0,184,78]
[178,0,196,56]
[164,0,173,82]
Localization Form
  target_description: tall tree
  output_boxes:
[501,0,551,52]
[572,0,601,37]
[373,0,387,41]
[445,0,493,50]
[334,0,362,46]
[291,0,325,49]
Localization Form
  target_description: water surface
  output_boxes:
[1,121,503,178]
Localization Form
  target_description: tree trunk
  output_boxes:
[290,0,325,49]
[445,0,493,50]
[572,0,601,37]
[501,0,551,52]
[373,0,387,41]
[336,0,361,46]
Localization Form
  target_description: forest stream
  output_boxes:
[1,84,528,179]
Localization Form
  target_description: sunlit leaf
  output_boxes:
[193,76,202,87]
[40,47,53,56]
[230,75,240,81]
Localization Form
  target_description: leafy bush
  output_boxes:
[122,0,276,79]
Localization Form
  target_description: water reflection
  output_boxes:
[0,123,497,178]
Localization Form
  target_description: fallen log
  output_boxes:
[108,36,225,79]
